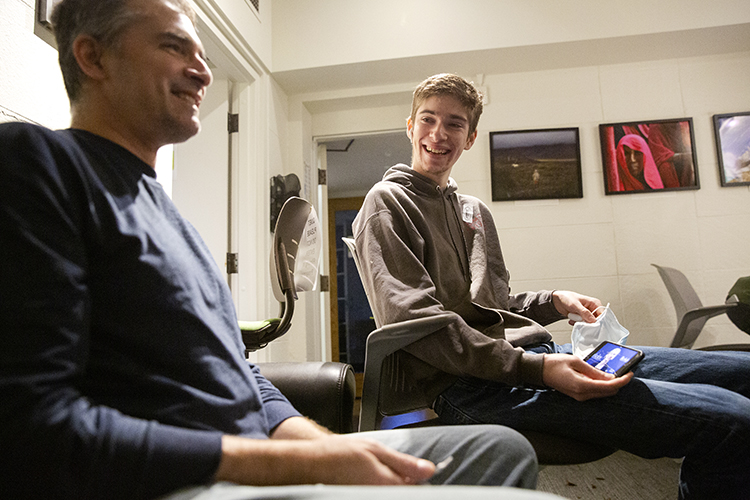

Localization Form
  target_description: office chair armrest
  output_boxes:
[684,303,737,320]
[257,361,356,434]
[672,303,739,348]
[366,313,458,355]
[359,313,457,431]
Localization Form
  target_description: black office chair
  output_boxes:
[652,264,750,351]
[238,198,356,433]
[343,237,616,465]
[239,197,321,354]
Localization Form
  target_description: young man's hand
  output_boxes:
[542,353,633,401]
[552,290,603,324]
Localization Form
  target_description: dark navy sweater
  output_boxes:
[0,123,299,499]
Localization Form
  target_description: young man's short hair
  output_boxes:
[51,0,196,103]
[410,74,484,136]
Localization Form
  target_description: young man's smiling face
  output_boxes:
[407,94,477,188]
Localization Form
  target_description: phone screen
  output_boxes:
[584,341,642,376]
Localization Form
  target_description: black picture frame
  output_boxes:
[599,118,699,195]
[489,127,583,202]
[713,111,750,187]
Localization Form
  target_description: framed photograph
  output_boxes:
[713,111,750,186]
[599,118,699,195]
[489,128,583,202]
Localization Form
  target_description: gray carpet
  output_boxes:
[537,451,681,499]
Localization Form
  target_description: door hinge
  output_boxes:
[227,113,239,134]
[319,274,330,292]
[226,253,239,274]
[318,168,327,186]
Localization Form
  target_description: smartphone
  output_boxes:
[583,341,644,377]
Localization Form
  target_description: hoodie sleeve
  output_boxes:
[352,186,546,388]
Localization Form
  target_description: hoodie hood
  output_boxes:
[383,164,459,198]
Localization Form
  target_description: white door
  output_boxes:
[172,78,231,281]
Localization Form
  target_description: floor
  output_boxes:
[537,451,682,500]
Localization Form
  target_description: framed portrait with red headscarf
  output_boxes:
[713,111,750,187]
[599,118,699,195]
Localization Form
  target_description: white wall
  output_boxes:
[310,50,750,349]
[0,0,69,127]
[462,53,750,348]
[0,0,302,361]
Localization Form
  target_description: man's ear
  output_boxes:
[406,117,413,141]
[464,130,478,151]
[72,34,108,81]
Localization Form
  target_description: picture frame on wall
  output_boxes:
[713,111,750,187]
[599,118,699,195]
[489,127,583,202]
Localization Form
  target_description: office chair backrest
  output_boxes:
[652,264,703,319]
[241,197,320,353]
[652,264,730,349]
[342,237,452,427]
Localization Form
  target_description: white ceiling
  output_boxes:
[272,24,750,98]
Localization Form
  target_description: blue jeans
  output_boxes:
[434,343,750,500]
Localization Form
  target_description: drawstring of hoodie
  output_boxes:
[437,184,470,280]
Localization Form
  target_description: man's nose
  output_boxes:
[188,54,213,88]
[431,122,447,140]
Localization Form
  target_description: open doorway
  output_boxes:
[321,131,412,391]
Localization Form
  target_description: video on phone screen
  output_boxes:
[585,343,637,375]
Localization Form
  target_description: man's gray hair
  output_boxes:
[51,0,196,102]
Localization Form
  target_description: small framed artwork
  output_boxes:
[489,128,583,202]
[713,111,750,186]
[599,118,699,195]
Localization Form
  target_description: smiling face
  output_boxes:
[407,95,477,187]
[94,0,213,157]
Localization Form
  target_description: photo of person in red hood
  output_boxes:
[615,134,664,191]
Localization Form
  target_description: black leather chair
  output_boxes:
[258,361,356,434]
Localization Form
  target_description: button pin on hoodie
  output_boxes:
[462,204,473,223]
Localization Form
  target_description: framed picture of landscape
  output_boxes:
[489,127,583,201]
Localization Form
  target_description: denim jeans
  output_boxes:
[434,343,750,500]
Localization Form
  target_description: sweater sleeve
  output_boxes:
[0,125,224,500]
[509,289,566,326]
[353,191,544,387]
[249,364,303,431]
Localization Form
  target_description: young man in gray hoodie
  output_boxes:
[352,73,750,500]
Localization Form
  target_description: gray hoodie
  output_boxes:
[352,165,563,402]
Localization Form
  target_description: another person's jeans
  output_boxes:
[435,344,750,500]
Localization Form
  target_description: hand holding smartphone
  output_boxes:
[583,341,644,377]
